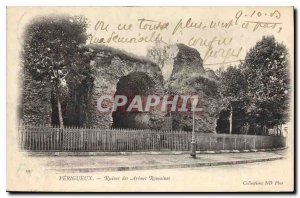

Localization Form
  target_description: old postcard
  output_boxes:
[6,7,294,192]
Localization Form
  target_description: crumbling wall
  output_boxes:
[85,45,166,129]
[166,44,221,133]
[20,43,221,133]
[171,43,205,77]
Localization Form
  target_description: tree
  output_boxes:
[215,66,225,77]
[243,36,290,132]
[63,47,95,126]
[219,66,248,134]
[146,42,175,69]
[23,15,88,128]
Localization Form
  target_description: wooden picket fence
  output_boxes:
[18,124,286,152]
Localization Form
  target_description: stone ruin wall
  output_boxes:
[85,45,167,129]
[21,44,221,132]
[165,44,221,133]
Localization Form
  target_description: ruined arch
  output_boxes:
[85,45,165,129]
[112,72,156,129]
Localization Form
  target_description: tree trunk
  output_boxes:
[229,105,233,134]
[56,90,64,128]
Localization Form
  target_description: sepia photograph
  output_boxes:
[6,6,294,192]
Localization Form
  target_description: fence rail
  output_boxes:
[18,125,286,152]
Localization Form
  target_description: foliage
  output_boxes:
[23,15,88,87]
[219,66,249,133]
[23,15,89,127]
[190,75,220,98]
[146,42,175,69]
[220,66,248,101]
[63,47,95,126]
[243,35,290,127]
[219,35,290,133]
[88,44,156,66]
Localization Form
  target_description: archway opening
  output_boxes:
[112,72,156,129]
